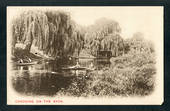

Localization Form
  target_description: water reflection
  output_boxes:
[11,58,111,96]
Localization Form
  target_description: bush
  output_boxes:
[81,50,156,97]
[55,51,156,97]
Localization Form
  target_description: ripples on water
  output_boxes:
[11,59,111,96]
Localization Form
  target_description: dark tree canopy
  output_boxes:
[12,10,84,59]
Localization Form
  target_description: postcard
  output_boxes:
[7,6,164,105]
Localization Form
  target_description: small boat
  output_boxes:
[61,66,87,70]
[61,65,96,71]
[14,61,38,66]
[70,56,96,60]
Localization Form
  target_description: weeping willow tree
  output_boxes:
[84,18,124,57]
[11,10,84,59]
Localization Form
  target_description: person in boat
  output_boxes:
[75,61,80,68]
[18,56,32,64]
[89,62,94,68]
[88,62,95,70]
[19,59,23,63]
[25,56,32,63]
[28,58,32,62]
[69,57,72,61]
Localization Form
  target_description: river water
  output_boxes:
[11,58,111,96]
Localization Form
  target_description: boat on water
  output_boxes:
[14,61,38,66]
[61,66,86,70]
[13,57,39,66]
[61,61,95,71]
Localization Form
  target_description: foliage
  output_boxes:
[56,34,156,97]
[84,18,124,57]
[88,35,156,96]
[12,10,84,59]
[124,32,155,54]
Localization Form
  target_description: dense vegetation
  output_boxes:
[12,12,125,59]
[56,33,156,97]
[84,18,124,57]
[12,10,84,59]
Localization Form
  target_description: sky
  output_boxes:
[7,6,163,41]
[68,7,163,40]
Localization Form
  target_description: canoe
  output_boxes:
[61,66,87,70]
[70,56,96,59]
[14,61,38,66]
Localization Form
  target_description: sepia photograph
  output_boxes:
[7,6,163,105]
